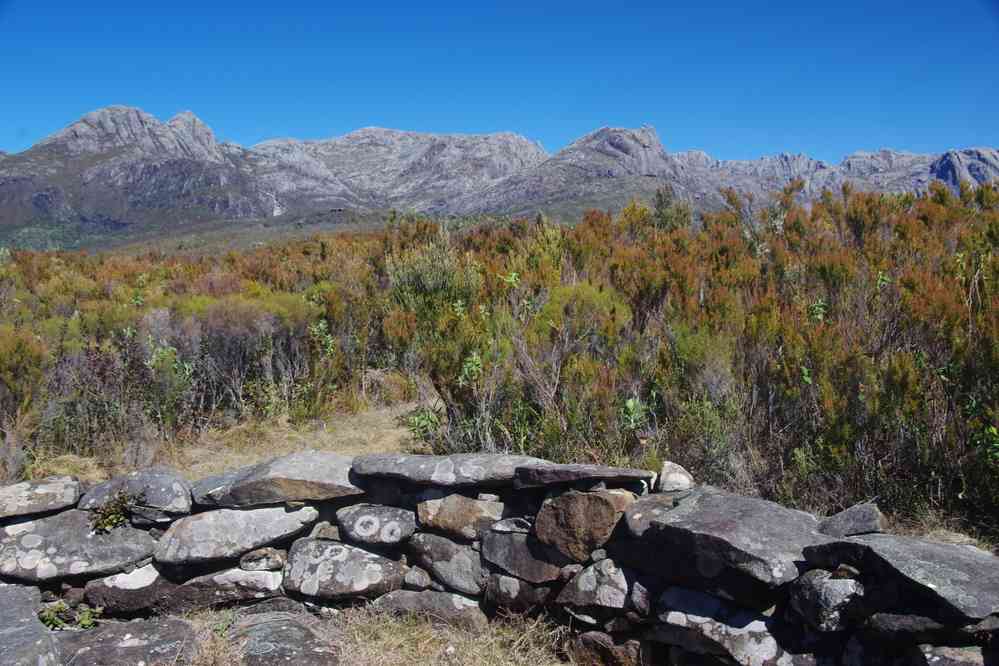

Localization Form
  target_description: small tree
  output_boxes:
[652,183,693,232]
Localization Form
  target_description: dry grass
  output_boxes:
[185,608,244,666]
[889,507,998,554]
[24,453,110,484]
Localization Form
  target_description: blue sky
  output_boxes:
[1,1,997,162]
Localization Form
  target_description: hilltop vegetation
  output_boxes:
[1,180,997,534]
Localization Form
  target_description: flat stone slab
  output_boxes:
[79,467,192,525]
[336,504,416,546]
[0,584,61,666]
[353,453,550,487]
[0,509,155,582]
[373,590,489,631]
[155,506,317,565]
[283,538,404,601]
[192,451,363,507]
[0,476,80,522]
[513,463,655,488]
[56,617,198,666]
[407,532,485,595]
[804,533,999,622]
[231,610,339,665]
[481,528,568,584]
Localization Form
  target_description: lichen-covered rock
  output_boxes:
[407,532,485,595]
[336,504,416,546]
[417,494,504,540]
[0,476,79,522]
[155,506,317,565]
[818,502,885,537]
[353,453,550,487]
[0,584,61,666]
[790,569,864,632]
[481,528,568,584]
[283,538,404,600]
[533,489,634,562]
[230,610,339,665]
[192,451,363,507]
[241,547,287,572]
[513,463,655,489]
[484,573,553,612]
[372,590,489,631]
[568,631,648,666]
[804,533,999,623]
[656,462,695,493]
[56,617,198,665]
[0,509,155,582]
[556,559,632,623]
[79,467,192,526]
[404,565,435,591]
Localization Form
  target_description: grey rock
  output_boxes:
[484,573,553,612]
[804,533,999,623]
[309,520,341,540]
[403,565,434,591]
[336,503,416,546]
[0,476,80,521]
[490,517,532,534]
[556,559,632,622]
[514,463,655,489]
[240,547,287,572]
[842,635,992,666]
[79,467,192,525]
[481,529,568,584]
[407,532,485,595]
[0,509,155,582]
[818,502,885,537]
[56,617,198,666]
[193,451,363,507]
[353,453,550,487]
[569,631,647,666]
[230,610,338,665]
[417,493,504,540]
[372,590,488,631]
[533,489,634,562]
[657,462,695,493]
[283,538,404,600]
[790,569,864,632]
[155,506,317,565]
[0,584,61,666]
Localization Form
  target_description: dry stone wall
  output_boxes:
[1,451,997,665]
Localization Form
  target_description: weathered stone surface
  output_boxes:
[656,462,695,493]
[491,517,532,534]
[842,635,992,666]
[283,538,404,600]
[241,547,287,572]
[0,476,79,521]
[309,520,341,540]
[155,506,317,565]
[192,450,363,507]
[407,532,485,595]
[79,467,192,525]
[230,610,339,665]
[372,590,489,631]
[0,584,61,666]
[514,463,655,489]
[481,528,568,584]
[622,487,827,603]
[0,509,155,582]
[534,489,634,562]
[56,617,198,666]
[353,453,550,487]
[484,573,552,612]
[417,494,504,540]
[818,502,885,537]
[860,612,994,645]
[85,563,170,613]
[404,565,435,591]
[336,503,416,546]
[568,631,647,666]
[804,533,999,622]
[790,569,864,632]
[556,559,631,622]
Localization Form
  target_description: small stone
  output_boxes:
[404,565,434,591]
[477,493,501,502]
[481,529,568,584]
[408,532,485,595]
[790,569,864,632]
[417,494,504,541]
[309,521,341,540]
[283,538,404,601]
[556,559,631,619]
[240,547,287,572]
[337,504,417,546]
[818,501,885,537]
[656,462,695,493]
[372,590,489,631]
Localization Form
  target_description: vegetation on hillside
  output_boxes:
[0,180,996,532]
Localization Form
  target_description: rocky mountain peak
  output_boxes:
[930,148,999,187]
[558,125,671,177]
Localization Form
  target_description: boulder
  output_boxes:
[514,463,655,489]
[407,532,485,595]
[568,631,648,666]
[56,617,198,666]
[417,494,504,540]
[155,506,317,565]
[0,509,155,582]
[241,547,287,572]
[790,569,864,632]
[804,533,999,623]
[484,573,552,612]
[556,559,632,623]
[818,502,885,537]
[352,453,550,487]
[79,467,192,526]
[336,504,416,546]
[656,462,695,493]
[192,451,363,507]
[283,538,404,601]
[230,610,339,665]
[0,584,61,665]
[372,590,489,631]
[0,476,80,521]
[481,528,568,584]
[533,489,634,562]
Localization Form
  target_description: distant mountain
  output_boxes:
[1,106,997,248]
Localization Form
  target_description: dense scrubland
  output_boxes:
[1,180,996,534]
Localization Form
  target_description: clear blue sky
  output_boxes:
[2,1,997,162]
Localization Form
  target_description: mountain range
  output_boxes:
[1,105,997,248]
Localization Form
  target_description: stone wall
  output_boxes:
[1,451,997,665]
